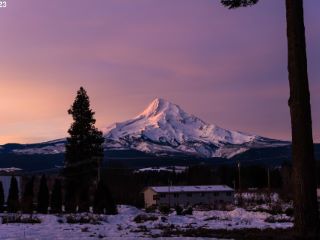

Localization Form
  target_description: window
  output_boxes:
[214,192,220,197]
[159,194,166,198]
[153,195,159,200]
[174,193,179,198]
[201,192,205,197]
[187,193,192,197]
[226,192,231,196]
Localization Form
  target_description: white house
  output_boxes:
[143,185,234,208]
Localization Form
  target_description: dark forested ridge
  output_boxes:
[0,143,319,209]
[0,144,319,172]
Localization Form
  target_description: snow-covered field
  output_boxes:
[0,205,292,239]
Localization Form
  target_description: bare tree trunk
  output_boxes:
[285,0,319,238]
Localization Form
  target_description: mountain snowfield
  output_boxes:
[6,98,287,158]
[104,98,285,158]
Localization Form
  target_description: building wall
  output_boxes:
[144,188,234,208]
[144,188,157,208]
[156,191,234,207]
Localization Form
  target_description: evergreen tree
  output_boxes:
[0,181,4,212]
[220,0,319,237]
[93,180,117,214]
[93,180,105,214]
[22,176,34,213]
[37,175,49,214]
[7,176,20,213]
[64,87,105,212]
[50,179,62,213]
[221,0,258,8]
[105,185,117,215]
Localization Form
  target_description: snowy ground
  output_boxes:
[0,205,292,240]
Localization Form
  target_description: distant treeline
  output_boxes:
[102,161,320,208]
[0,144,319,172]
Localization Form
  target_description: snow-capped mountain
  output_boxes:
[104,98,286,158]
[1,98,287,159]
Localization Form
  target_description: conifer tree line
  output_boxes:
[0,175,58,213]
[0,174,116,214]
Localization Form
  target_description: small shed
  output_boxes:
[143,185,234,208]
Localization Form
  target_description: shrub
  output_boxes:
[182,207,193,215]
[133,214,158,223]
[66,214,102,224]
[145,205,157,213]
[57,218,64,224]
[159,205,171,215]
[194,204,211,211]
[204,216,220,221]
[161,216,167,222]
[269,203,283,215]
[131,225,149,233]
[284,207,294,217]
[265,215,292,223]
[175,205,183,215]
[2,214,41,224]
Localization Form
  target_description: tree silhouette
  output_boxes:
[64,87,105,212]
[220,0,319,237]
[105,186,117,215]
[93,180,105,214]
[22,176,34,213]
[7,176,20,213]
[0,181,4,212]
[93,180,117,214]
[50,179,62,213]
[37,175,49,214]
[221,0,258,8]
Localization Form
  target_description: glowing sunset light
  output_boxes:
[0,0,319,144]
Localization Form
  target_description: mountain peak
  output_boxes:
[148,97,169,110]
[5,98,286,160]
[152,97,167,105]
[100,97,289,158]
[139,97,181,118]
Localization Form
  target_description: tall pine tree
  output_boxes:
[0,181,4,212]
[7,176,20,213]
[22,176,34,213]
[37,175,49,214]
[50,179,62,213]
[105,185,117,215]
[93,180,117,214]
[93,180,105,214]
[220,0,319,237]
[64,87,105,212]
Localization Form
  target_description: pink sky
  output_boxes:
[0,0,319,144]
